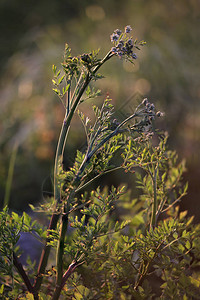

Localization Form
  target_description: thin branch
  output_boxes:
[152,166,158,227]
[34,212,60,291]
[134,241,163,290]
[161,194,185,213]
[52,260,83,300]
[67,200,92,215]
[61,260,84,289]
[55,213,69,289]
[70,71,84,105]
[75,166,122,193]
[13,252,38,299]
[4,142,18,208]
[74,112,140,182]
[66,76,72,115]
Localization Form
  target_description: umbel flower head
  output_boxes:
[110,25,145,62]
[127,98,165,137]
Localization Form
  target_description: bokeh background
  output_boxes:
[0,0,200,219]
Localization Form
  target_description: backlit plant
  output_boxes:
[1,26,200,300]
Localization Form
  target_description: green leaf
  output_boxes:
[185,240,191,250]
[189,276,200,288]
[58,75,65,84]
[86,86,91,96]
[186,215,194,226]
[52,88,60,95]
[173,232,178,239]
[178,243,185,253]
[132,213,144,226]
[23,212,31,226]
[0,285,4,295]
[25,292,34,300]
[179,210,187,220]
[81,215,86,225]
[52,64,57,74]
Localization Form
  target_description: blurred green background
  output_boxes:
[0,0,200,219]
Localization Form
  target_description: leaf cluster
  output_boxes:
[0,208,22,279]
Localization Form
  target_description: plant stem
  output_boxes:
[13,252,38,299]
[54,71,90,204]
[35,73,91,292]
[35,50,114,295]
[55,213,69,288]
[34,213,60,291]
[4,142,18,208]
[134,241,163,290]
[74,112,138,182]
[61,261,79,289]
[150,164,158,228]
[53,50,114,273]
[54,50,113,204]
[52,261,78,300]
[75,166,122,193]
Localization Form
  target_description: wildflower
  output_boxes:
[111,47,117,53]
[117,40,124,49]
[110,33,119,43]
[125,25,132,33]
[117,51,123,58]
[110,26,142,62]
[127,39,133,46]
[114,29,122,36]
[122,47,127,53]
[131,53,137,59]
[125,40,133,50]
[156,111,164,117]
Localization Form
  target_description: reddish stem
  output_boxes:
[34,212,60,291]
[13,252,39,300]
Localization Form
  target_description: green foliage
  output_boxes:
[0,207,21,278]
[1,26,200,300]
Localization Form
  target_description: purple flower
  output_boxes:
[131,53,137,59]
[110,25,141,61]
[110,33,119,43]
[125,25,132,33]
[122,47,127,54]
[117,51,123,58]
[117,40,124,49]
[114,29,122,36]
[111,47,117,53]
[127,39,133,46]
[125,43,133,55]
